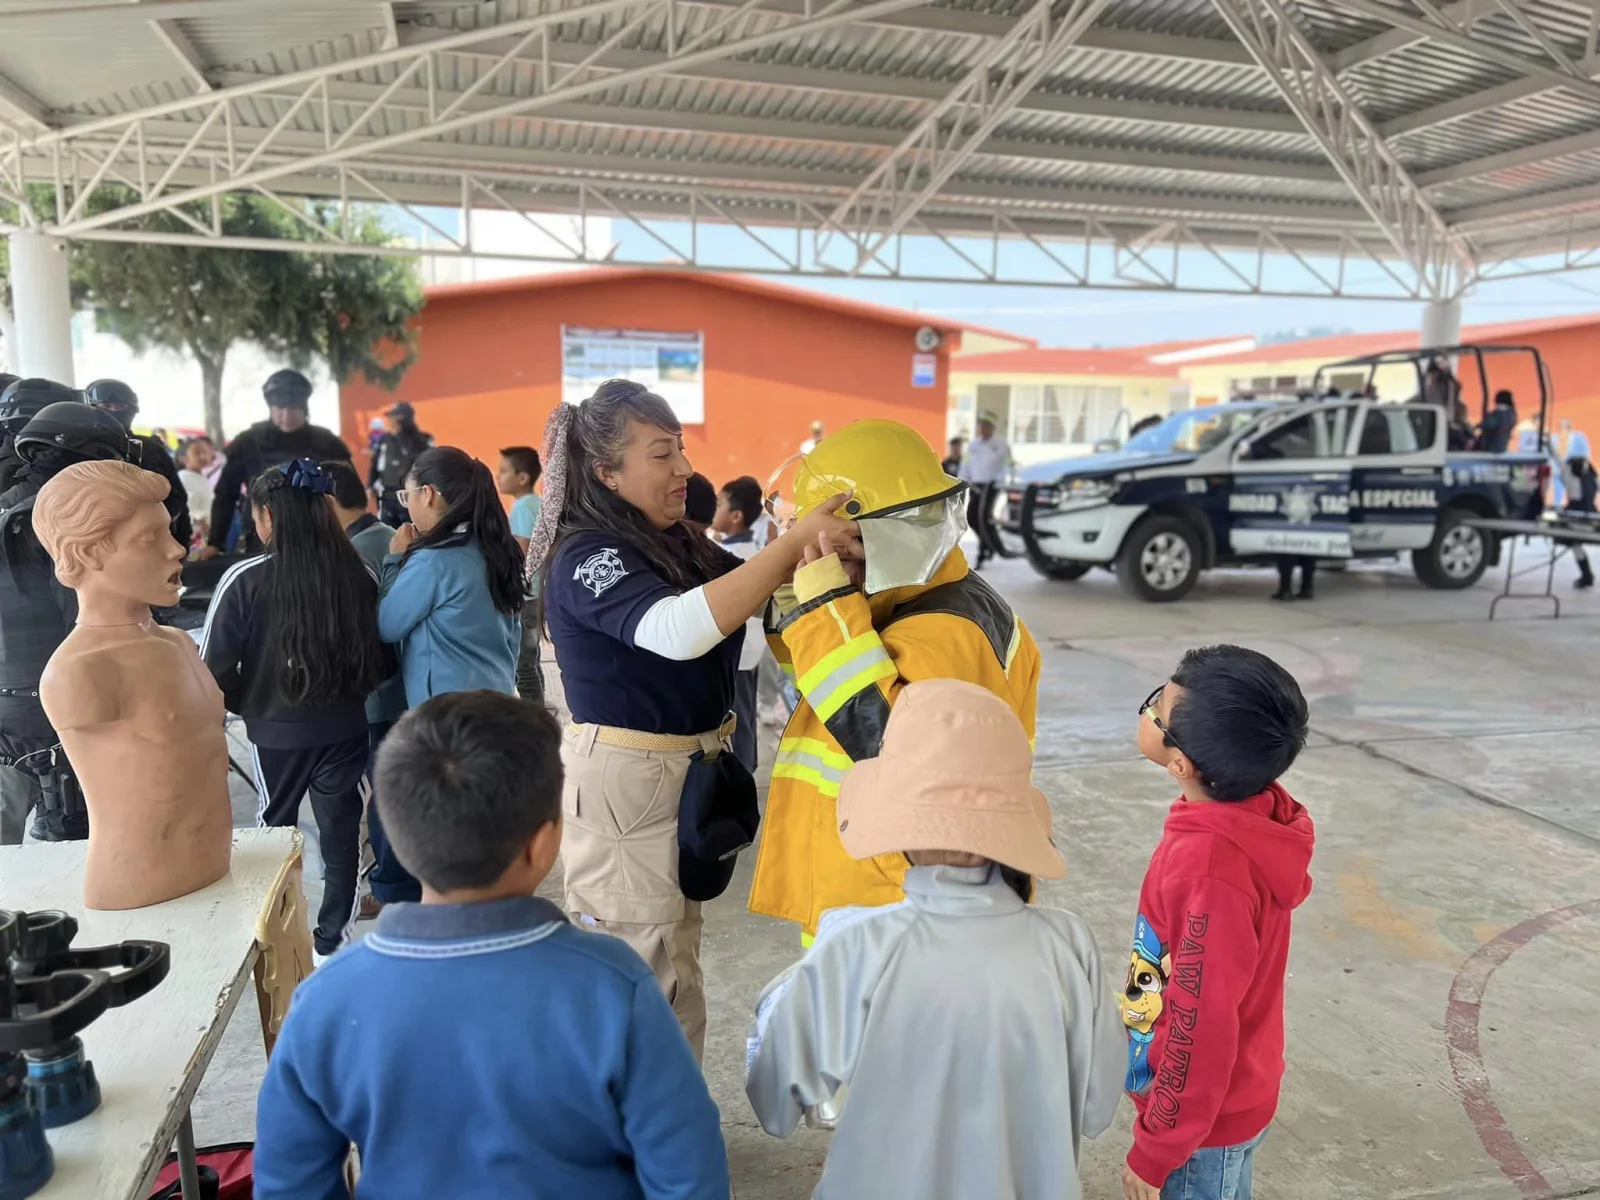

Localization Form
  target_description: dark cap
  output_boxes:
[677,749,761,903]
[384,401,415,420]
[263,369,313,409]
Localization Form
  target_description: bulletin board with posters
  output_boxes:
[561,326,706,424]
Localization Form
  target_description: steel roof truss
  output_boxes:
[1328,0,1600,96]
[34,0,938,237]
[1211,0,1470,299]
[817,0,1114,273]
[39,161,1474,296]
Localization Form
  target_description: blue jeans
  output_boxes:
[1161,1129,1267,1200]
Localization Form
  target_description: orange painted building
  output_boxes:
[340,268,1030,488]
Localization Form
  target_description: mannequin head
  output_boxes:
[34,460,184,607]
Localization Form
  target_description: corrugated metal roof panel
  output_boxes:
[1430,151,1600,210]
[1399,90,1600,173]
[1341,39,1522,122]
[11,0,1600,267]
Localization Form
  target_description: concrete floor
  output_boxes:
[192,543,1600,1199]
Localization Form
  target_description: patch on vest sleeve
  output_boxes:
[574,547,628,597]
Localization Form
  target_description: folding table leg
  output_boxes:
[176,1109,201,1200]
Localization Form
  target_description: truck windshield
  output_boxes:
[1124,406,1268,455]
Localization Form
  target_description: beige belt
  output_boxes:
[586,713,737,752]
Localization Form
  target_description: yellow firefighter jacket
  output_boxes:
[747,545,1041,935]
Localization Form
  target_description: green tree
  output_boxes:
[1,189,422,441]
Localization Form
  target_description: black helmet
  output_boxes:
[15,402,140,466]
[84,378,140,426]
[263,369,312,409]
[0,379,82,434]
[0,374,18,396]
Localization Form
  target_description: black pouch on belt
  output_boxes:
[678,748,761,902]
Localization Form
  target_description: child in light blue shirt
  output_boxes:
[499,445,545,703]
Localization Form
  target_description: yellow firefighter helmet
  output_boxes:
[793,420,963,519]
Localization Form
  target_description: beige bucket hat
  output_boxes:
[836,678,1063,879]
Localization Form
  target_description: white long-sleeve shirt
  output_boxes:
[960,434,1011,484]
[746,864,1125,1200]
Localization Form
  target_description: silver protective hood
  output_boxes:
[858,487,968,594]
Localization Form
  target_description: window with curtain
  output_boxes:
[1004,385,1132,448]
[1009,385,1054,445]
[1010,385,1123,445]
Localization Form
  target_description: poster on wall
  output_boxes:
[561,326,705,424]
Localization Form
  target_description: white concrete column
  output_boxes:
[1421,297,1462,350]
[7,231,75,385]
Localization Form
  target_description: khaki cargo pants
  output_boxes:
[560,721,724,1060]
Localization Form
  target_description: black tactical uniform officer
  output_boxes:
[0,374,18,491]
[84,379,191,547]
[0,377,72,495]
[200,369,352,557]
[368,400,434,527]
[0,401,141,844]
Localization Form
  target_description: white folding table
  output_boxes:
[1464,515,1600,619]
[0,827,311,1200]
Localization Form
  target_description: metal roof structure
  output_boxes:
[3,0,1600,300]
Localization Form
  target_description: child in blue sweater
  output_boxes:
[254,690,731,1200]
[379,446,522,705]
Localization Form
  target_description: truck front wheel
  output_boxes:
[1117,515,1201,602]
[1414,509,1489,590]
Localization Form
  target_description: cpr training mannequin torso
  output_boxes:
[33,460,232,909]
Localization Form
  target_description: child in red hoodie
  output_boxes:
[1121,645,1315,1200]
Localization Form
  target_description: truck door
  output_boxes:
[1226,404,1355,558]
[1349,405,1441,552]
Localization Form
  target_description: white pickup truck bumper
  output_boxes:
[1026,503,1151,564]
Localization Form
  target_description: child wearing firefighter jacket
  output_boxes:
[1123,645,1314,1200]
[747,420,1041,939]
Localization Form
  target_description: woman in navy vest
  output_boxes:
[528,380,854,1058]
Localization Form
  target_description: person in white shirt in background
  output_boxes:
[958,412,1011,567]
[1561,418,1591,463]
[177,439,215,550]
[711,476,770,774]
[799,420,824,456]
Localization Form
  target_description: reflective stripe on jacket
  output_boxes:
[747,545,1041,934]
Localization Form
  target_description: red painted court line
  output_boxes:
[1445,897,1600,1197]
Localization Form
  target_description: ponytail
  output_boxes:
[407,446,525,617]
[535,381,734,597]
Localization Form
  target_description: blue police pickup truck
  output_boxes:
[994,346,1550,602]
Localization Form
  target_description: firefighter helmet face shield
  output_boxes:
[857,486,967,594]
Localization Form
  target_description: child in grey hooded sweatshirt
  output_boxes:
[745,678,1124,1200]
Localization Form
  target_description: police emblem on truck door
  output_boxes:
[1281,486,1318,526]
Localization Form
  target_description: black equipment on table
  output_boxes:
[0,909,170,1199]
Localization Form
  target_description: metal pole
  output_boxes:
[176,1109,202,1200]
[6,230,74,384]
